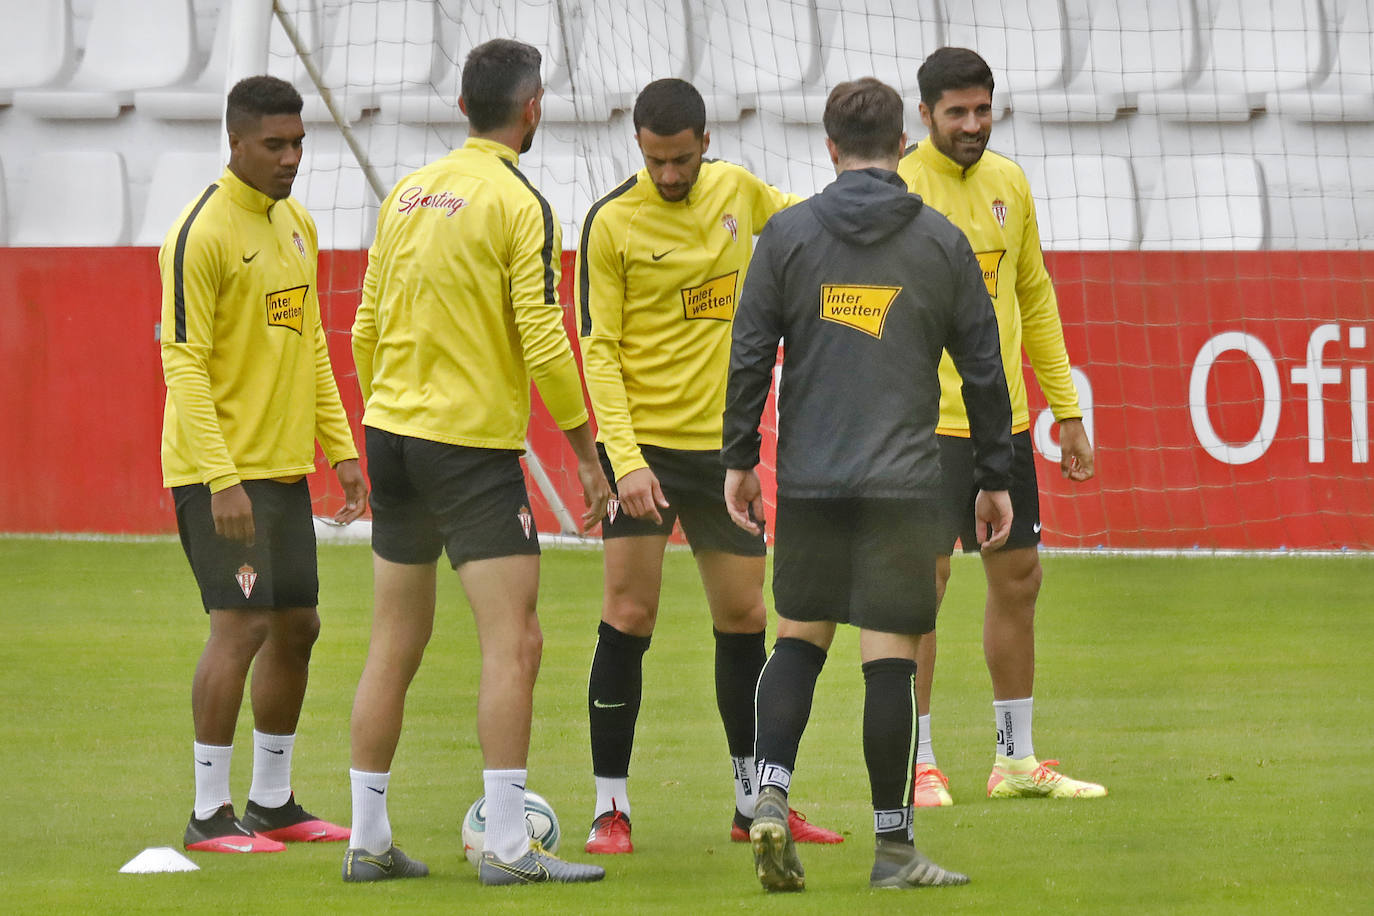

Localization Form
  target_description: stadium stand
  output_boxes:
[292,151,378,250]
[567,0,694,122]
[10,150,128,245]
[11,0,196,119]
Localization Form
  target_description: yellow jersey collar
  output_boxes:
[220,167,282,216]
[915,138,982,180]
[464,136,520,167]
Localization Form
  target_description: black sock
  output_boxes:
[714,628,766,758]
[588,621,651,777]
[862,657,917,844]
[754,637,828,788]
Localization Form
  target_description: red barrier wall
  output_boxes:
[2,247,1370,549]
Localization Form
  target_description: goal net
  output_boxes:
[265,0,1374,551]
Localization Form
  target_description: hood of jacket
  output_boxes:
[810,167,924,246]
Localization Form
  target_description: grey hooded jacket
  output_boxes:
[722,166,1013,498]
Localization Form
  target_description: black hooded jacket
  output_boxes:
[722,167,1013,497]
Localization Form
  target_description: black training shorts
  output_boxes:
[173,478,319,612]
[772,496,944,636]
[599,443,765,557]
[938,429,1042,554]
[366,427,540,568]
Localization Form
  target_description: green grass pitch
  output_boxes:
[2,539,1371,914]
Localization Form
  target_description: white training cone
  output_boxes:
[120,847,200,874]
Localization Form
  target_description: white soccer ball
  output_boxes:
[461,791,561,867]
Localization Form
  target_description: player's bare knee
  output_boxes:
[602,596,657,636]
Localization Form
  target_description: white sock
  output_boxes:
[193,741,234,820]
[994,697,1035,760]
[248,730,295,808]
[484,768,530,863]
[349,769,392,854]
[733,755,757,818]
[916,714,936,766]
[594,775,630,822]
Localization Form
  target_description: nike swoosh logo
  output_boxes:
[308,830,328,837]
[651,248,675,261]
[1033,522,1042,533]
[242,251,259,263]
[260,746,285,755]
[196,759,213,767]
[593,699,627,709]
[218,842,254,852]
[512,784,526,792]
[367,786,386,795]
[488,857,550,881]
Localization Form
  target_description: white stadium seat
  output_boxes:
[1025,0,1200,122]
[12,151,129,246]
[1271,0,1374,122]
[692,0,823,122]
[10,0,196,119]
[0,0,74,106]
[134,151,223,247]
[941,0,1071,119]
[0,155,8,244]
[1021,154,1140,250]
[758,0,943,126]
[135,0,322,121]
[1138,0,1329,122]
[1140,154,1268,249]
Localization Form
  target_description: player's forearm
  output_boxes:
[580,336,646,476]
[528,348,590,431]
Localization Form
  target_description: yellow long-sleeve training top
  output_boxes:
[898,140,1082,436]
[159,167,357,493]
[576,159,799,478]
[353,137,587,447]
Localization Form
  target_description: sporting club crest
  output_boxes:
[236,564,258,598]
[991,198,1007,228]
[722,212,738,242]
[292,230,307,257]
[607,497,620,524]
[518,505,533,539]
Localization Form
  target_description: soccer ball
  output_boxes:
[461,791,560,866]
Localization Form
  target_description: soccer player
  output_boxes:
[898,47,1106,806]
[724,76,1014,892]
[343,39,609,886]
[576,77,841,853]
[159,75,367,854]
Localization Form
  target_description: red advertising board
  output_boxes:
[1,248,1370,550]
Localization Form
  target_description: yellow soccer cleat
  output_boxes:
[987,756,1108,799]
[912,763,954,807]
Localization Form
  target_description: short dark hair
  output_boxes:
[461,38,542,132]
[823,77,905,161]
[917,47,995,108]
[225,75,303,133]
[632,78,706,138]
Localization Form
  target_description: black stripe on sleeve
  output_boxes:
[500,158,558,304]
[903,141,919,157]
[577,174,637,336]
[172,183,220,343]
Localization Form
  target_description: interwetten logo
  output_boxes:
[266,285,309,334]
[819,284,901,339]
[681,271,739,321]
[397,186,467,217]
